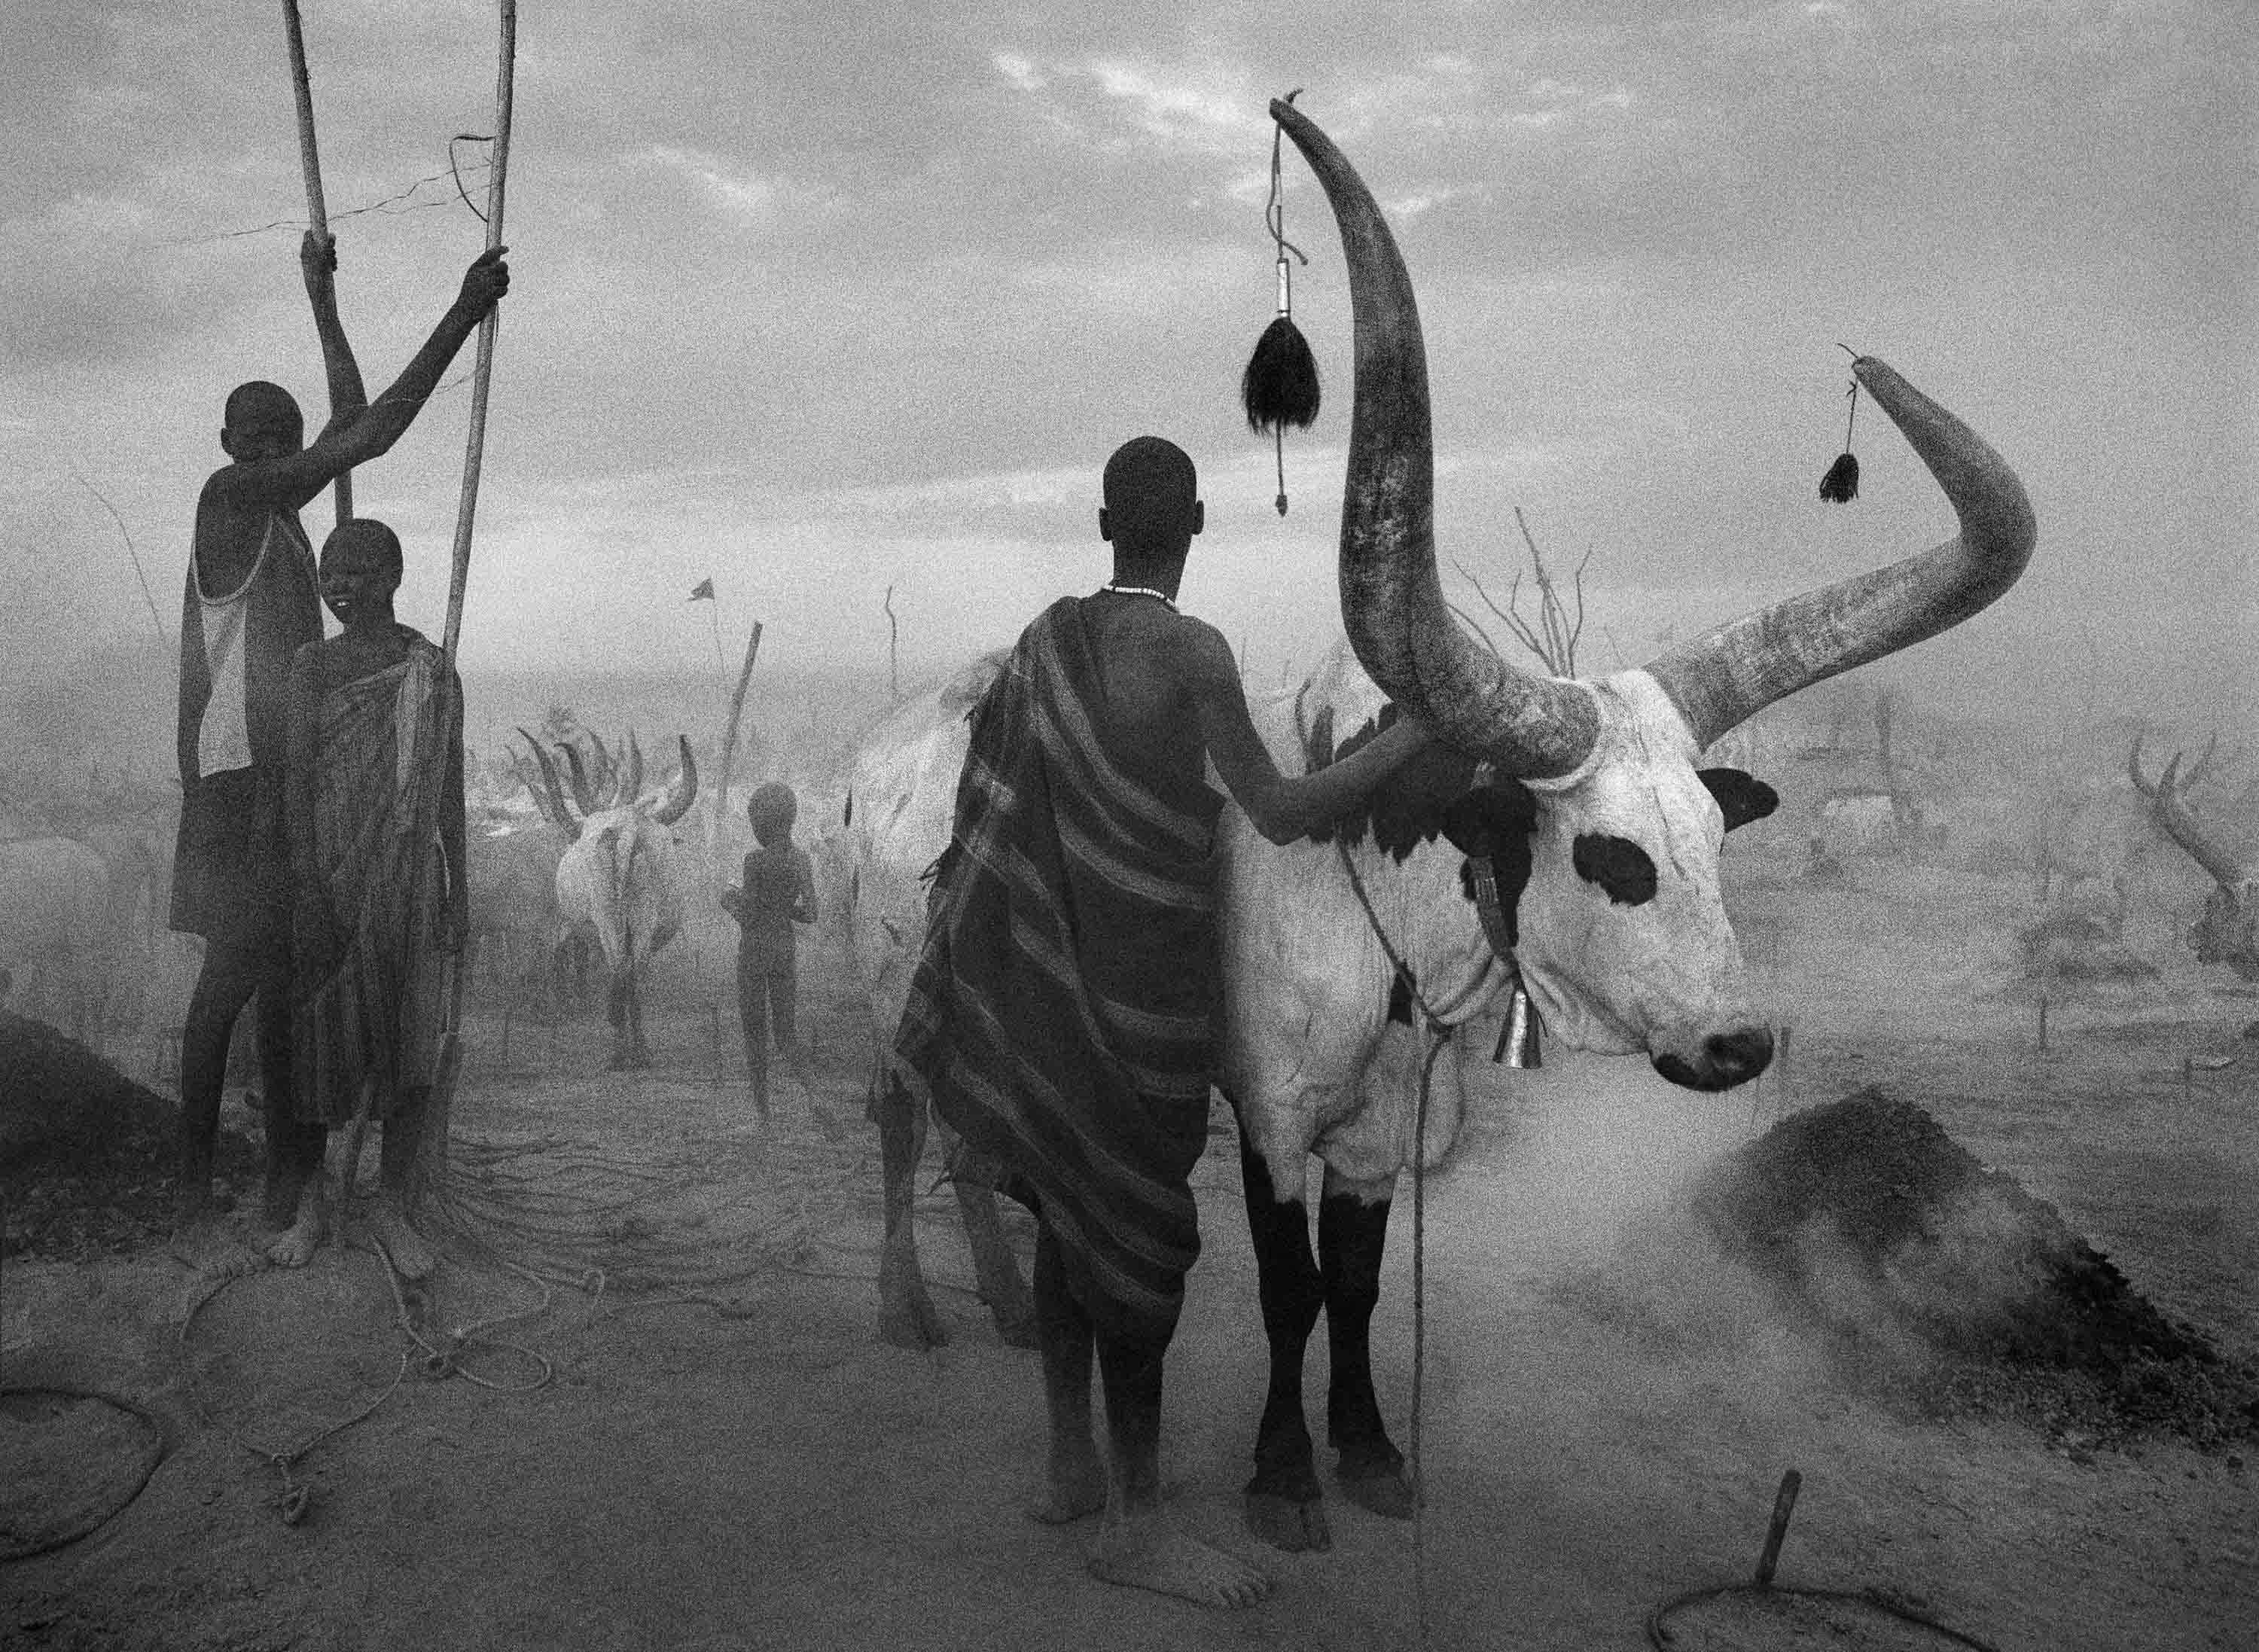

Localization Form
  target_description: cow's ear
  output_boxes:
[1698,768,1779,833]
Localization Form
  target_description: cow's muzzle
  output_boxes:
[1651,1026,1774,1093]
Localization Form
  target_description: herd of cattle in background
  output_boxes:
[1,667,2254,1072]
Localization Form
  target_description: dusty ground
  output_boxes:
[5,859,2256,1650]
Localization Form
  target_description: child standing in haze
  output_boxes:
[722,782,815,1119]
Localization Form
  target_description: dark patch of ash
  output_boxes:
[1,1011,258,1260]
[1694,1087,2258,1451]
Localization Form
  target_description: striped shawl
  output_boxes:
[894,597,1224,1340]
[292,636,457,1125]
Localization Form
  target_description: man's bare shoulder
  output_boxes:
[1148,611,1239,691]
[200,460,291,511]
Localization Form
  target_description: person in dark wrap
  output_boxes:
[895,437,1431,1608]
[279,520,467,1276]
[168,232,507,1277]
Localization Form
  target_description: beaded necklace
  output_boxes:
[1099,582,1178,611]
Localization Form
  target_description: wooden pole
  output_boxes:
[884,584,900,701]
[416,0,517,1207]
[712,621,764,887]
[280,0,352,527]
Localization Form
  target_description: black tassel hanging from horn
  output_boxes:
[1242,90,1319,515]
[1818,357,1861,504]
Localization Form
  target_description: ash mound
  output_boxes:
[1694,1088,2257,1451]
[0,1013,256,1259]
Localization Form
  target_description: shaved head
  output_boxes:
[1100,436,1201,564]
[321,517,403,580]
[224,380,303,440]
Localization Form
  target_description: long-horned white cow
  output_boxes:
[846,102,2037,1553]
[522,730,700,1068]
[2129,736,2257,979]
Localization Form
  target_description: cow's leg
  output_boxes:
[1236,1120,1330,1553]
[926,1113,1035,1346]
[1319,1166,1415,1518]
[628,971,651,1066]
[873,1072,946,1349]
[605,971,630,1068]
[954,1184,1038,1349]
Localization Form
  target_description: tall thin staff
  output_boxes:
[412,0,517,1205]
[281,0,352,526]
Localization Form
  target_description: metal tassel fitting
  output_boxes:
[1498,978,1542,1069]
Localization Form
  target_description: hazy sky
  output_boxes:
[2,0,2251,729]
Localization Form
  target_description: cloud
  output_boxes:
[988,48,1265,152]
[623,145,796,229]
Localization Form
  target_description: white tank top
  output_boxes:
[192,513,306,776]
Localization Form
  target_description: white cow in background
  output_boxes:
[521,730,699,1068]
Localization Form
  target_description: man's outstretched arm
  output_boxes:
[225,248,511,514]
[1181,622,1431,845]
[301,231,367,440]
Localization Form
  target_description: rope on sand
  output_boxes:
[176,1268,414,1527]
[0,1384,169,1559]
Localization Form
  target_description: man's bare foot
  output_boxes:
[1029,1442,1107,1525]
[1089,1507,1271,1608]
[266,1180,327,1267]
[367,1189,436,1280]
[168,1213,264,1279]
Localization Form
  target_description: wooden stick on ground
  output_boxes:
[280,0,351,527]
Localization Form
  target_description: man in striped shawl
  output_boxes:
[895,437,1430,1608]
[278,520,466,1276]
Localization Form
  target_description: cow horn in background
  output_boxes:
[653,736,699,825]
[624,730,645,807]
[594,736,624,809]
[2130,736,2242,890]
[1645,358,2037,750]
[519,730,584,843]
[1272,99,1599,779]
[559,742,599,815]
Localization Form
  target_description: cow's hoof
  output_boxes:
[991,1309,1040,1352]
[1334,1457,1418,1520]
[1244,1492,1331,1553]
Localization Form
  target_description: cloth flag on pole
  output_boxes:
[688,578,715,602]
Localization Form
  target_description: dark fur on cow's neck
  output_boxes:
[1301,701,1543,965]
[1302,703,1480,861]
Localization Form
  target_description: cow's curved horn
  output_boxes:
[623,731,645,809]
[592,736,623,809]
[1645,358,2037,750]
[519,730,583,843]
[2131,736,2242,889]
[1273,99,1599,779]
[653,736,699,825]
[559,742,599,815]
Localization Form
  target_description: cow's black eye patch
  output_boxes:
[1572,833,1657,906]
[1697,767,1779,833]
